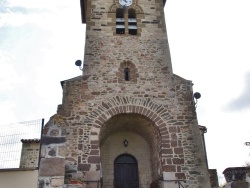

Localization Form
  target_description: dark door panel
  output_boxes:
[114,154,139,188]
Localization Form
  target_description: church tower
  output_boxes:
[38,0,211,187]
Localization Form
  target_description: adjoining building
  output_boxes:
[0,139,40,188]
[223,167,250,188]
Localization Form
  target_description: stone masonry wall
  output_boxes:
[39,75,210,187]
[38,118,67,188]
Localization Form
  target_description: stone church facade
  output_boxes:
[38,0,211,187]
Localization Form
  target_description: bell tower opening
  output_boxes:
[128,9,137,35]
[116,8,125,34]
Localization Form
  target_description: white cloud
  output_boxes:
[0,0,81,28]
[226,72,250,111]
[7,0,69,9]
[0,0,85,123]
[0,51,27,91]
[0,101,17,123]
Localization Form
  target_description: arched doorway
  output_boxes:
[114,154,139,188]
[99,113,162,188]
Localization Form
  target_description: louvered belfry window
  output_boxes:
[116,8,125,34]
[128,9,137,35]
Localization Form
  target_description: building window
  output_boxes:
[124,68,130,81]
[128,9,137,35]
[116,8,125,34]
[109,4,143,36]
[117,61,138,83]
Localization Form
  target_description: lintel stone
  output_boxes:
[42,136,66,145]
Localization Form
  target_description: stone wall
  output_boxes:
[209,169,219,188]
[38,120,66,188]
[39,76,210,187]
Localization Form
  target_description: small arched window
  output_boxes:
[124,68,130,81]
[128,9,137,35]
[116,8,125,34]
[117,61,138,83]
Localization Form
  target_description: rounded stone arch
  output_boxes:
[83,96,171,175]
[99,113,161,181]
[109,3,143,13]
[89,96,169,140]
[109,3,120,13]
[99,113,160,148]
[128,4,143,13]
[117,60,138,82]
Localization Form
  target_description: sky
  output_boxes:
[1,0,250,185]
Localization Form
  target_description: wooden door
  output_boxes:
[114,154,139,188]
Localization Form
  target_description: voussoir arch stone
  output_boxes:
[83,96,170,138]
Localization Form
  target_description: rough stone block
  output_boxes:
[85,171,100,181]
[88,156,100,163]
[65,163,77,173]
[174,148,183,154]
[59,146,69,157]
[175,173,186,180]
[162,165,176,172]
[90,150,99,155]
[78,163,91,171]
[39,158,65,176]
[231,181,249,188]
[51,178,64,187]
[161,149,173,154]
[172,158,184,165]
[48,147,57,156]
[50,129,60,136]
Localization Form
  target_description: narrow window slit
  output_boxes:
[124,68,130,81]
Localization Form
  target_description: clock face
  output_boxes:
[119,0,132,6]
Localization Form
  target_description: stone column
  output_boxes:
[38,120,67,188]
